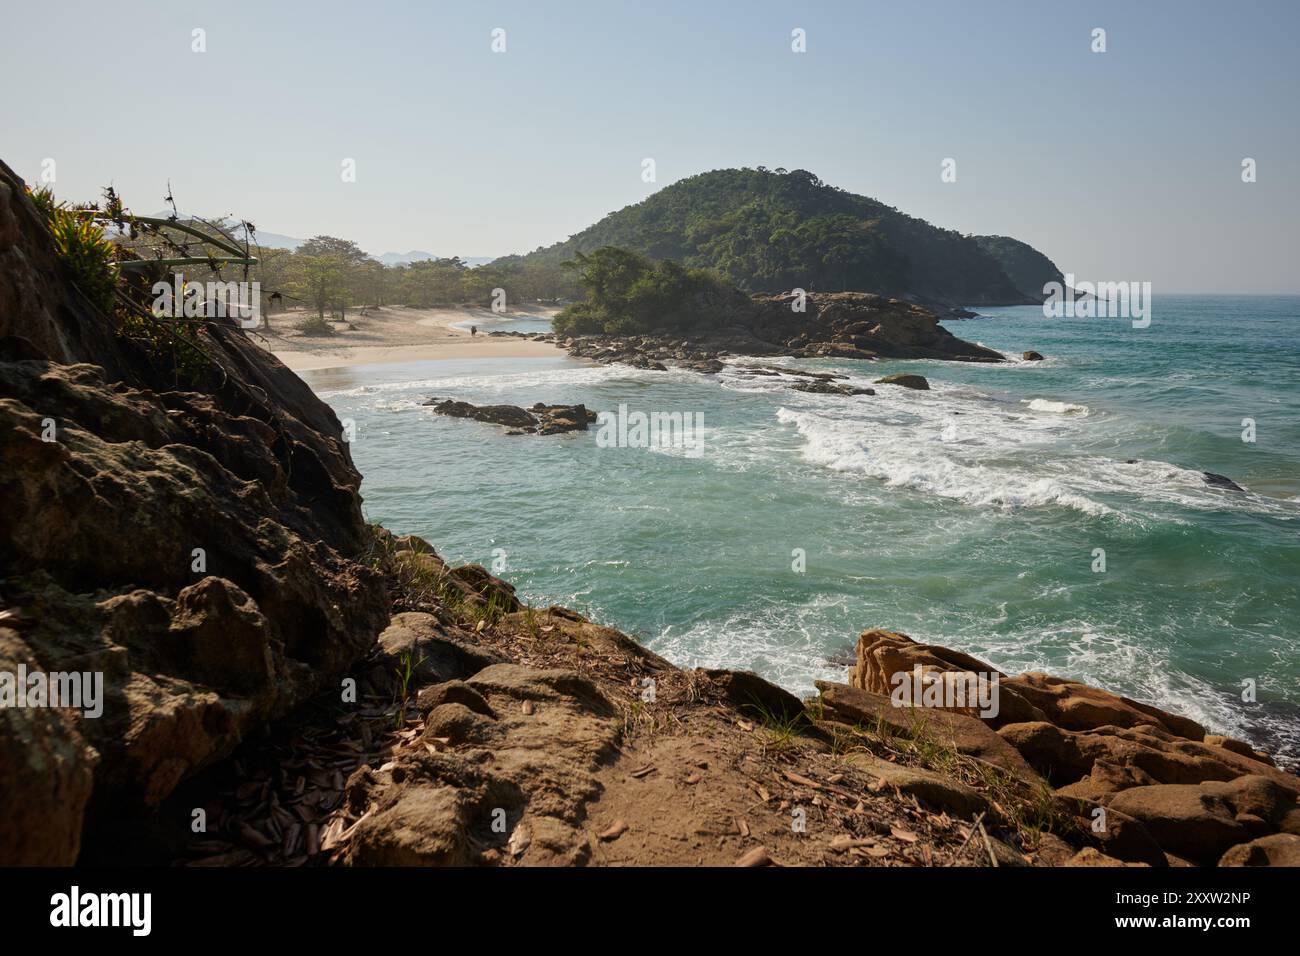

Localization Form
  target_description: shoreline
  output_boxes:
[264,304,563,371]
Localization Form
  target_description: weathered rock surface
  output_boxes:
[831,627,1300,866]
[815,680,1044,784]
[0,159,390,864]
[874,373,931,390]
[1218,832,1300,867]
[422,398,597,435]
[789,380,875,396]
[844,752,990,818]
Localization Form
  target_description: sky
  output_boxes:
[3,0,1297,292]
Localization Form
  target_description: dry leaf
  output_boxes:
[508,823,531,857]
[598,819,628,841]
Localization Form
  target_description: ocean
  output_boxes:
[302,296,1300,765]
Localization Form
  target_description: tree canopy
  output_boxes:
[519,167,1061,304]
[552,246,749,336]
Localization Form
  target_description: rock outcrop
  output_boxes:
[828,628,1300,866]
[874,373,930,390]
[549,292,1005,374]
[422,398,598,435]
[0,159,390,864]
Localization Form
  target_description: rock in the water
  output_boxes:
[423,398,538,430]
[423,398,597,435]
[1203,472,1244,492]
[558,292,1004,375]
[1022,351,1045,361]
[789,381,874,396]
[874,373,930,390]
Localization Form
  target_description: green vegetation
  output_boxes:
[520,167,1058,304]
[250,237,580,323]
[552,246,749,336]
[972,235,1066,300]
[27,186,216,382]
[28,187,120,314]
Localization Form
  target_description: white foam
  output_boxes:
[774,405,1118,517]
[1026,398,1090,415]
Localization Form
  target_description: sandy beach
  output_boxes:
[261,304,561,371]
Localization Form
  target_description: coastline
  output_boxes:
[264,304,563,371]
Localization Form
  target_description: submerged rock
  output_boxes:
[874,373,930,390]
[1203,471,1245,492]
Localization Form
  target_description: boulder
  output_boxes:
[1107,783,1252,865]
[789,381,874,396]
[1218,833,1300,867]
[1022,351,1045,361]
[372,611,508,693]
[701,668,805,720]
[874,373,930,390]
[1203,472,1245,492]
[422,398,538,430]
[814,680,1044,785]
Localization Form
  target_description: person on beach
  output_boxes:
[470,325,478,337]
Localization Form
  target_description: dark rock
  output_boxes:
[874,373,930,390]
[701,668,805,720]
[423,399,537,430]
[789,381,874,396]
[0,158,390,861]
[1022,351,1045,361]
[424,398,597,436]
[1203,472,1244,492]
[558,292,1004,376]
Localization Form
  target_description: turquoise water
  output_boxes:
[303,296,1300,764]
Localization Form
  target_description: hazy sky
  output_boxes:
[4,0,1297,291]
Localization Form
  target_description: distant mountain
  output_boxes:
[972,235,1065,301]
[234,227,302,250]
[515,167,1061,306]
[182,222,496,266]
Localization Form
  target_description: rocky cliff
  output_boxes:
[0,159,390,864]
[3,157,1293,869]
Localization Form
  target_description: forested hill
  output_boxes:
[972,235,1067,301]
[508,168,1063,306]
